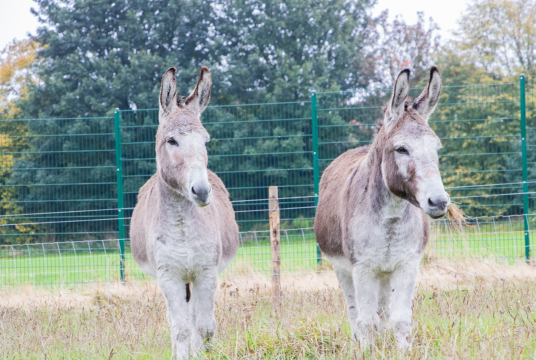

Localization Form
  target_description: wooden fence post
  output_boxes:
[269,186,281,306]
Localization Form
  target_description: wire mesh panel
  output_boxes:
[525,75,536,215]
[2,215,534,290]
[222,227,318,278]
[119,102,314,233]
[426,215,532,263]
[0,80,535,289]
[0,117,118,245]
[316,83,523,217]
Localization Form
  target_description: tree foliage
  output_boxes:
[0,39,43,243]
[0,0,446,241]
[19,0,442,115]
[373,11,440,87]
[0,39,40,117]
[454,0,536,77]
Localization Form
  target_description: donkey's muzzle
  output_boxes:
[191,184,212,207]
[426,193,449,219]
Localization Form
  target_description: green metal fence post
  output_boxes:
[520,75,531,263]
[311,93,321,264]
[114,108,126,282]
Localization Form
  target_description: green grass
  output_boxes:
[0,232,322,289]
[1,221,535,289]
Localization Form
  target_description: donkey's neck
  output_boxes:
[156,175,196,217]
[361,139,409,220]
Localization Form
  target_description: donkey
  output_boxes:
[130,66,239,359]
[315,67,449,350]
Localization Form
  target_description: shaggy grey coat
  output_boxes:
[315,67,449,349]
[130,66,239,359]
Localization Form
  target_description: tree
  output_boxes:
[454,0,536,77]
[0,39,42,243]
[20,0,219,118]
[213,0,377,103]
[0,39,40,118]
[433,47,496,86]
[7,0,382,235]
[20,0,379,114]
[4,0,451,235]
[372,11,441,87]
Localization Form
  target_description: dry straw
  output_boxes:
[446,202,466,231]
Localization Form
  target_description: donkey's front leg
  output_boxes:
[352,265,381,346]
[377,277,391,330]
[389,260,419,350]
[157,269,191,359]
[191,268,219,353]
[334,268,358,339]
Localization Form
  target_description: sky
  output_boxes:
[372,0,469,40]
[0,0,468,51]
[0,0,39,50]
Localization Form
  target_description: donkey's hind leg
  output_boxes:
[334,268,358,339]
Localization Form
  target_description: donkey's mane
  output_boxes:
[372,105,386,138]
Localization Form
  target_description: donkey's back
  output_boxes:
[315,146,370,259]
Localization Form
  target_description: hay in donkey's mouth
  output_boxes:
[446,202,466,231]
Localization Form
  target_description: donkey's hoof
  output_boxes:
[394,332,411,351]
[396,339,410,351]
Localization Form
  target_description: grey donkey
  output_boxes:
[315,67,449,350]
[130,66,239,359]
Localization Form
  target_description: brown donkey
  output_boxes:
[315,67,449,349]
[130,67,239,359]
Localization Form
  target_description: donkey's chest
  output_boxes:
[152,218,221,275]
[351,217,423,271]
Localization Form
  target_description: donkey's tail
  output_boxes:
[186,283,191,302]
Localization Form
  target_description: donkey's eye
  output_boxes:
[167,138,178,146]
[396,147,409,155]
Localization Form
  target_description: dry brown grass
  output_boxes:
[2,262,536,308]
[2,271,536,359]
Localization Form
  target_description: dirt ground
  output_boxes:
[2,260,536,308]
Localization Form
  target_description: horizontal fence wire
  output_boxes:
[316,82,536,218]
[118,101,315,234]
[0,79,536,290]
[0,214,534,290]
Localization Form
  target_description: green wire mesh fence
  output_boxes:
[316,82,528,217]
[118,101,315,234]
[0,214,533,290]
[0,78,535,289]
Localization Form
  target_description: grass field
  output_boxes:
[1,221,535,289]
[1,280,536,359]
[0,229,322,288]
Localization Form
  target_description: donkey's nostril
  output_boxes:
[191,184,211,205]
[428,197,448,210]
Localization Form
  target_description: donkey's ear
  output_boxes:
[185,66,212,118]
[159,67,178,115]
[412,66,442,122]
[385,69,410,130]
